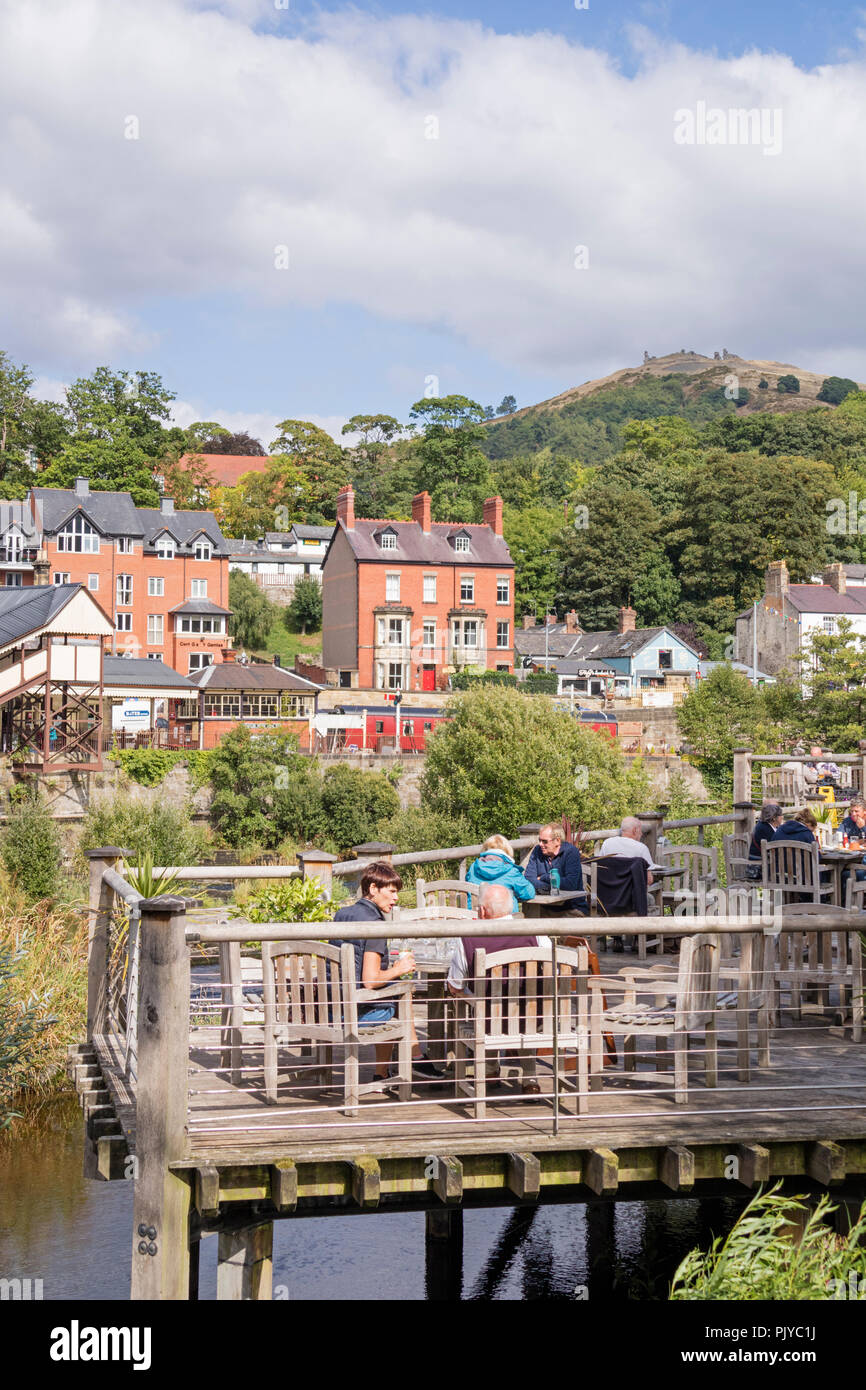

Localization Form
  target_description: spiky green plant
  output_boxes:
[670,1185,866,1300]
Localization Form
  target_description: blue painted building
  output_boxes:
[527,607,701,703]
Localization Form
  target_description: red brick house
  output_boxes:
[188,654,320,749]
[322,487,514,691]
[31,479,232,675]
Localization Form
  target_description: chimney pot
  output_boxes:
[483,495,503,536]
[336,485,355,530]
[546,612,557,626]
[221,647,236,663]
[565,609,580,634]
[618,605,637,634]
[411,491,431,532]
[822,562,846,595]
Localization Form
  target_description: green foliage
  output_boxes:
[523,670,558,694]
[817,376,858,405]
[409,395,492,520]
[0,935,55,1126]
[0,791,62,901]
[451,669,517,690]
[122,851,192,900]
[319,765,400,851]
[230,877,332,925]
[376,806,478,889]
[798,618,866,750]
[229,570,278,651]
[670,1186,866,1300]
[558,481,662,629]
[502,504,564,617]
[421,686,650,838]
[758,378,769,389]
[777,374,800,394]
[108,747,214,789]
[342,414,406,516]
[284,575,323,635]
[207,727,301,850]
[79,797,209,867]
[677,666,783,796]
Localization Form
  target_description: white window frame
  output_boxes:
[379,531,397,551]
[57,515,99,553]
[387,616,404,646]
[387,661,403,690]
[422,620,436,649]
[148,576,165,597]
[463,619,478,648]
[147,614,164,645]
[5,573,22,587]
[116,573,133,606]
[188,652,214,673]
[497,576,510,604]
[193,538,212,562]
[823,616,837,635]
[115,613,133,632]
[423,573,437,603]
[454,535,470,554]
[53,572,71,585]
[190,578,208,598]
[117,537,134,554]
[460,575,475,604]
[155,534,176,559]
[496,620,510,648]
[87,573,99,591]
[385,571,400,602]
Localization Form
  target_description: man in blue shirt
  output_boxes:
[525,823,588,916]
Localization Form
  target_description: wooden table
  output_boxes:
[522,891,588,918]
[818,847,866,906]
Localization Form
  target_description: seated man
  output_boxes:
[446,882,544,1094]
[837,798,866,900]
[524,822,588,916]
[599,816,655,886]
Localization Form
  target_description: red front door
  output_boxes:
[422,665,436,691]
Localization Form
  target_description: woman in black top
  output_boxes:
[746,802,783,879]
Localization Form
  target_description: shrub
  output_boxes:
[421,686,650,838]
[228,569,278,651]
[284,575,323,634]
[758,377,769,389]
[1,791,62,901]
[777,374,800,394]
[817,376,858,406]
[376,806,478,887]
[451,670,517,690]
[320,765,400,851]
[523,670,558,695]
[230,878,332,925]
[670,1186,866,1300]
[207,726,301,850]
[109,747,214,788]
[78,797,210,868]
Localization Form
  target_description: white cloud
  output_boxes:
[3,1,866,379]
[170,399,347,448]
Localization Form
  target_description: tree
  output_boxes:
[342,414,404,516]
[269,419,349,521]
[0,351,35,482]
[228,570,277,652]
[798,618,866,750]
[502,504,563,618]
[208,727,302,850]
[213,455,310,537]
[420,686,650,838]
[408,395,492,520]
[631,547,681,627]
[777,374,800,394]
[319,766,400,850]
[677,666,777,794]
[557,482,661,629]
[497,395,517,416]
[758,378,769,390]
[0,790,62,900]
[817,377,858,406]
[197,430,265,455]
[284,576,322,635]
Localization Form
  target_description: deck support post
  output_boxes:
[585,1200,616,1299]
[85,847,129,1040]
[425,1207,463,1301]
[732,750,753,832]
[636,812,663,863]
[299,849,340,901]
[217,1223,274,1301]
[734,1143,770,1189]
[130,895,193,1301]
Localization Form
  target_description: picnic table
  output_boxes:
[818,846,866,906]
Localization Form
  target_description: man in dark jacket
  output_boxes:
[525,823,588,916]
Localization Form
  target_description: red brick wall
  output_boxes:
[200,717,312,751]
[45,539,230,674]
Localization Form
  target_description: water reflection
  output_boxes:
[0,1100,749,1301]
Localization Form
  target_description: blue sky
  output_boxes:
[5,0,866,444]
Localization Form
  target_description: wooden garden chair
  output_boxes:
[260,940,413,1115]
[723,833,754,889]
[454,943,595,1118]
[766,903,862,1040]
[591,933,721,1104]
[416,878,472,910]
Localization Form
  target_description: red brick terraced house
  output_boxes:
[322,487,515,692]
[31,479,233,675]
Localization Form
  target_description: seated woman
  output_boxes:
[465,833,536,913]
[747,802,784,879]
[332,860,438,1086]
[772,807,818,843]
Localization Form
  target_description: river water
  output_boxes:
[0,1094,750,1300]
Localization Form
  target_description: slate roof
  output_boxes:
[516,625,702,663]
[168,599,233,616]
[514,625,585,659]
[332,518,513,567]
[785,585,866,615]
[102,657,197,691]
[286,524,333,542]
[0,583,84,647]
[190,662,321,693]
[32,487,143,537]
[843,564,866,583]
[553,658,623,674]
[0,500,40,541]
[136,508,230,555]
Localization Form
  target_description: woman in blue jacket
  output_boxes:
[465,834,536,913]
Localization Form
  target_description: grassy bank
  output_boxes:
[0,872,87,1119]
[248,618,321,667]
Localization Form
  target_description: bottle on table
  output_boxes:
[550,868,561,897]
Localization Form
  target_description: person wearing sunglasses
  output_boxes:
[524,823,588,916]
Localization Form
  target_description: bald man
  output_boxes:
[599,816,655,886]
[446,881,545,1094]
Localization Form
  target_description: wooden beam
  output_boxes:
[431,1155,463,1205]
[659,1145,695,1193]
[97,1134,129,1181]
[506,1152,541,1201]
[349,1157,381,1209]
[584,1148,619,1196]
[806,1141,846,1186]
[217,1224,273,1301]
[90,1116,122,1141]
[734,1143,771,1189]
[194,1164,221,1217]
[269,1160,298,1213]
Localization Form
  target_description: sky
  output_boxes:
[4,0,866,445]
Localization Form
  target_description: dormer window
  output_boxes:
[193,537,212,562]
[57,514,99,554]
[378,528,398,551]
[155,533,175,559]
[452,531,471,554]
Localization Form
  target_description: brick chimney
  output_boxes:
[565,609,580,634]
[411,491,431,532]
[221,647,236,662]
[546,612,557,626]
[336,485,355,531]
[823,561,846,595]
[32,547,50,586]
[618,605,637,634]
[765,559,789,601]
[483,495,503,536]
[522,613,535,630]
